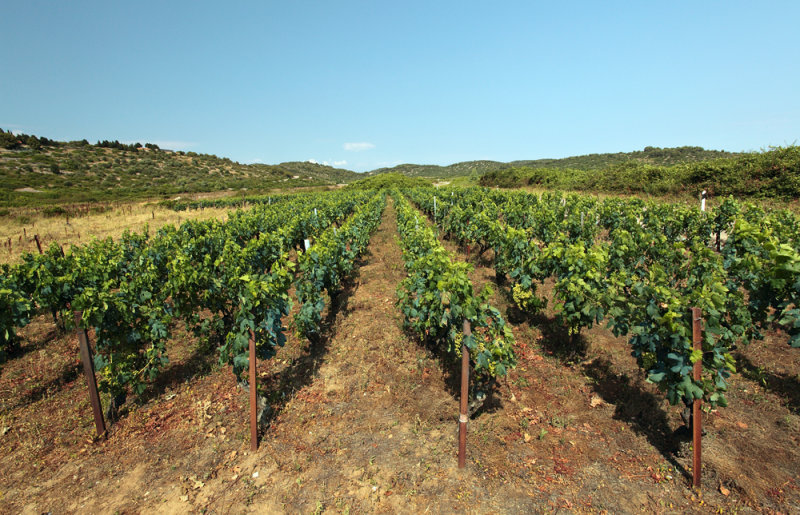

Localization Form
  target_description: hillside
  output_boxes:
[366,160,507,179]
[366,147,742,179]
[479,146,800,199]
[0,129,360,206]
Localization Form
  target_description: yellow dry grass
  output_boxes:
[0,200,236,265]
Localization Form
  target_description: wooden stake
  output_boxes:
[249,330,258,451]
[458,319,471,468]
[74,311,107,438]
[691,307,703,489]
[34,234,43,254]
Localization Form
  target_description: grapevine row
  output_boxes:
[392,191,516,402]
[294,192,387,337]
[160,192,292,211]
[407,186,799,409]
[0,190,375,414]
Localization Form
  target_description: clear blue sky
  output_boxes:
[2,1,798,172]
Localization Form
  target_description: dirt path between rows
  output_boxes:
[226,198,545,512]
[407,194,800,513]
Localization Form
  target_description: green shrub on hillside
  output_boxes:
[480,147,800,199]
[0,128,361,206]
[347,173,431,190]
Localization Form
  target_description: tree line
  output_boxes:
[0,128,159,152]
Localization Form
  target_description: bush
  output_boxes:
[479,147,800,199]
[42,206,68,217]
[479,169,527,188]
[347,173,431,190]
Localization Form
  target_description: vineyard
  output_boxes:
[1,187,799,513]
[407,187,800,404]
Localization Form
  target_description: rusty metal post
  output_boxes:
[458,319,471,468]
[691,307,703,489]
[34,234,43,254]
[73,311,107,438]
[249,330,258,451]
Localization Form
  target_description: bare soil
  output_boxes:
[0,199,798,513]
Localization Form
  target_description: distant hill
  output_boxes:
[365,160,506,179]
[275,161,359,184]
[346,172,431,190]
[0,129,360,206]
[509,146,742,170]
[365,147,742,179]
[479,146,800,199]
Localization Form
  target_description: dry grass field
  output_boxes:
[0,199,235,265]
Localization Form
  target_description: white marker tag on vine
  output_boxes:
[304,239,311,251]
[314,208,317,216]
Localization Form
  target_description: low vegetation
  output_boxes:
[0,128,359,207]
[367,146,742,180]
[479,146,800,199]
[346,172,430,190]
